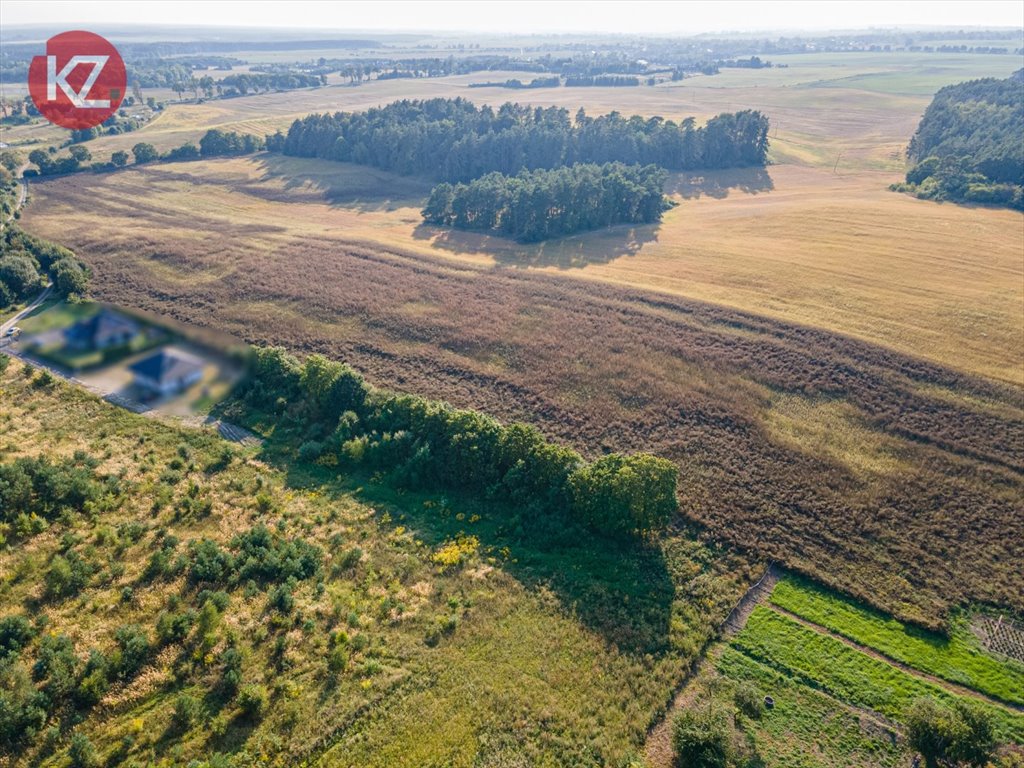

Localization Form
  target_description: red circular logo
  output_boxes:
[28,30,127,130]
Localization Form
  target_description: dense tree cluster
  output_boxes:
[906,697,997,768]
[199,129,265,158]
[893,70,1023,210]
[70,113,144,144]
[0,227,90,307]
[468,76,561,89]
[26,145,94,177]
[0,454,106,537]
[25,130,263,183]
[564,75,640,86]
[216,71,325,97]
[278,98,769,182]
[234,347,679,538]
[0,150,20,223]
[186,525,322,587]
[422,162,671,241]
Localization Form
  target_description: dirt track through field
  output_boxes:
[644,564,783,767]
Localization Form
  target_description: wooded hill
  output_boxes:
[895,69,1024,209]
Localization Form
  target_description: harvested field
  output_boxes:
[21,164,1024,629]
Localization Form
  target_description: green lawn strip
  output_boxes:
[716,646,907,768]
[731,607,1024,744]
[16,298,97,333]
[770,576,1024,706]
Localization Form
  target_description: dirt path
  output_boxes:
[771,605,1024,715]
[0,284,51,338]
[644,563,782,767]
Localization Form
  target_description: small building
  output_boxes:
[64,309,140,351]
[129,349,204,397]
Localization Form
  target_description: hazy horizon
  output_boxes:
[4,0,1023,36]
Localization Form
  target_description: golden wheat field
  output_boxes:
[23,152,1024,385]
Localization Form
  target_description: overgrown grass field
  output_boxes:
[0,358,752,767]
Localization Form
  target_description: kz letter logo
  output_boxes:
[29,31,126,130]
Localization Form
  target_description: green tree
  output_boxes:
[131,142,159,164]
[237,683,268,721]
[907,697,997,768]
[53,258,88,298]
[67,145,91,163]
[569,452,679,535]
[671,706,735,768]
[110,150,129,167]
[68,733,99,768]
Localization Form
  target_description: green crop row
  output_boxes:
[770,577,1024,707]
[731,607,1024,744]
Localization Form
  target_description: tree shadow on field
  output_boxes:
[412,220,661,270]
[262,441,675,656]
[247,154,433,212]
[665,166,774,199]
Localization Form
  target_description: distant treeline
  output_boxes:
[26,129,264,178]
[468,77,561,89]
[893,70,1023,210]
[234,347,679,538]
[216,71,325,96]
[564,75,640,87]
[422,163,671,242]
[274,98,769,182]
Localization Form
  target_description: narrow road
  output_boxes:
[0,284,51,338]
[644,563,782,767]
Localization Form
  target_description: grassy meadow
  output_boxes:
[0,357,755,766]
[770,577,1024,707]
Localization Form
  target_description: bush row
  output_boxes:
[237,346,679,537]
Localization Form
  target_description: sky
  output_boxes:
[4,0,1023,35]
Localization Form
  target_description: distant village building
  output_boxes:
[64,309,140,351]
[129,349,204,396]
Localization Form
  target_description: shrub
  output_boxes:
[267,583,295,614]
[0,661,48,749]
[237,684,268,721]
[172,693,201,731]
[112,624,151,680]
[327,644,349,673]
[156,610,195,645]
[74,650,110,708]
[44,552,91,599]
[188,539,233,585]
[734,682,763,719]
[220,646,243,693]
[671,706,735,768]
[0,615,34,659]
[68,733,99,768]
